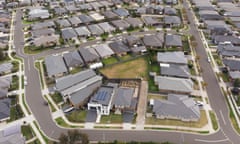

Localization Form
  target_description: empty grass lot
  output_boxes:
[100,113,123,124]
[145,110,208,128]
[100,57,148,80]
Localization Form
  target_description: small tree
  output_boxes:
[234,79,240,87]
[58,130,89,144]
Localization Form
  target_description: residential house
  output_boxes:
[199,10,223,21]
[31,28,55,38]
[87,24,104,36]
[157,51,187,65]
[0,124,25,144]
[31,34,59,47]
[165,34,183,48]
[63,51,84,70]
[0,98,11,122]
[94,44,114,58]
[0,63,13,75]
[68,16,82,27]
[160,63,190,78]
[98,22,116,33]
[61,27,78,41]
[75,26,91,38]
[204,20,232,35]
[223,59,240,71]
[56,19,71,28]
[89,12,105,21]
[31,21,55,30]
[217,43,240,58]
[66,5,79,14]
[143,33,164,48]
[212,35,240,46]
[45,55,68,78]
[111,20,130,30]
[109,41,130,56]
[102,10,119,20]
[164,7,177,15]
[164,16,181,27]
[79,14,95,24]
[28,8,50,20]
[54,7,68,16]
[152,94,200,121]
[113,8,130,18]
[125,17,144,28]
[142,16,162,26]
[79,47,100,64]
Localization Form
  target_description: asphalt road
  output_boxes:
[13,1,240,143]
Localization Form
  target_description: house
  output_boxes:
[157,51,187,65]
[112,87,137,114]
[79,14,95,24]
[94,44,114,58]
[89,12,105,21]
[31,21,55,30]
[204,20,232,35]
[152,94,200,122]
[98,22,116,33]
[63,51,84,70]
[55,69,102,108]
[145,5,163,15]
[109,41,130,56]
[212,35,240,46]
[217,43,240,58]
[75,26,91,37]
[102,10,119,20]
[31,28,55,38]
[28,7,49,20]
[66,5,79,14]
[87,24,104,36]
[0,124,25,144]
[54,7,67,16]
[56,19,71,28]
[165,0,178,5]
[0,62,13,74]
[113,8,129,18]
[79,3,93,11]
[31,34,59,47]
[45,55,68,78]
[165,34,182,48]
[199,10,223,21]
[0,98,11,122]
[111,20,130,30]
[88,85,115,115]
[223,59,240,71]
[90,1,104,11]
[164,6,177,15]
[143,33,164,48]
[142,16,161,26]
[124,35,140,47]
[160,63,190,78]
[79,47,100,64]
[164,16,181,27]
[154,76,193,94]
[61,27,78,41]
[68,16,82,27]
[126,17,143,28]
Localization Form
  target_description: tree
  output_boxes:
[58,130,89,144]
[234,79,240,87]
[0,49,5,61]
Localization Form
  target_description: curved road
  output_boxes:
[13,1,240,143]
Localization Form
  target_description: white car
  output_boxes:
[207,57,211,63]
[24,81,28,86]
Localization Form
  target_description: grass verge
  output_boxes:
[209,111,218,131]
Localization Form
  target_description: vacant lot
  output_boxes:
[100,57,148,80]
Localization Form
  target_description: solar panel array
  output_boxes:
[96,91,108,101]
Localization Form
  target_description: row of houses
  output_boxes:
[0,9,11,49]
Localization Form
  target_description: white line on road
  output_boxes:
[181,133,184,144]
[220,110,226,125]
[195,138,229,143]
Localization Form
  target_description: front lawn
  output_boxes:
[100,113,123,124]
[50,92,63,104]
[9,75,19,91]
[102,57,119,65]
[65,110,87,123]
[21,125,35,140]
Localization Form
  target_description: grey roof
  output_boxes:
[199,10,223,20]
[142,16,161,25]
[213,35,240,45]
[32,35,59,47]
[229,71,240,79]
[0,77,11,89]
[154,76,193,93]
[63,51,83,68]
[204,20,231,34]
[31,28,55,38]
[111,20,130,29]
[0,98,11,120]
[56,19,71,28]
[69,80,102,106]
[102,10,118,19]
[98,22,116,33]
[79,3,92,10]
[157,51,187,64]
[165,34,182,47]
[66,5,79,12]
[0,88,8,98]
[61,27,77,40]
[164,16,181,25]
[99,1,113,7]
[79,47,100,63]
[79,14,95,23]
[143,33,164,47]
[54,7,67,15]
[55,69,96,91]
[45,55,68,77]
[217,44,240,57]
[108,41,130,54]
[0,124,25,144]
[28,8,49,19]
[160,64,190,78]
[125,17,143,27]
[90,1,103,10]
[113,87,134,107]
[87,24,104,35]
[131,46,147,53]
[153,94,200,121]
[68,16,82,26]
[0,63,13,74]
[94,44,114,58]
[164,7,177,15]
[89,86,114,106]
[32,21,55,30]
[113,8,129,17]
[75,26,91,37]
[223,59,240,71]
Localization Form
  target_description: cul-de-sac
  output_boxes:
[0,0,240,143]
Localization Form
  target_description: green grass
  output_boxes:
[148,77,159,92]
[212,54,223,66]
[21,125,35,140]
[24,46,53,54]
[9,75,19,91]
[22,94,31,114]
[87,36,96,41]
[219,72,230,82]
[21,75,24,89]
[11,61,19,73]
[22,19,34,25]
[66,110,87,123]
[183,39,190,52]
[28,139,41,144]
[50,92,63,104]
[119,54,132,61]
[8,104,24,122]
[44,95,56,112]
[100,113,123,124]
[209,111,218,130]
[55,117,69,127]
[34,61,44,89]
[102,57,119,65]
[70,66,82,74]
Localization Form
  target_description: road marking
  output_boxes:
[220,110,226,125]
[181,133,184,144]
[28,58,30,71]
[195,139,229,143]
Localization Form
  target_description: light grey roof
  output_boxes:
[125,17,143,27]
[79,3,92,10]
[99,1,113,7]
[94,44,114,58]
[164,16,181,25]
[68,16,82,26]
[160,64,190,78]
[28,8,49,19]
[0,63,13,74]
[69,80,102,105]
[31,21,55,30]
[0,88,8,98]
[153,94,200,121]
[87,24,104,35]
[55,69,96,91]
[79,14,94,23]
[61,27,77,40]
[213,35,240,45]
[102,10,118,19]
[165,34,182,47]
[31,28,55,38]
[229,71,240,79]
[113,8,129,17]
[63,51,83,68]
[79,47,100,63]
[66,5,79,12]
[111,20,130,29]
[109,41,130,54]
[45,55,67,77]
[32,35,59,47]
[56,19,71,28]
[98,22,116,33]
[75,26,91,37]
[90,1,103,10]
[89,86,114,106]
[143,33,164,47]
[217,44,240,57]
[0,98,10,120]
[0,77,11,89]
[142,16,161,25]
[113,87,134,107]
[164,6,177,15]
[0,124,25,144]
[157,51,187,64]
[154,76,193,93]
[223,59,240,71]
[54,7,67,15]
